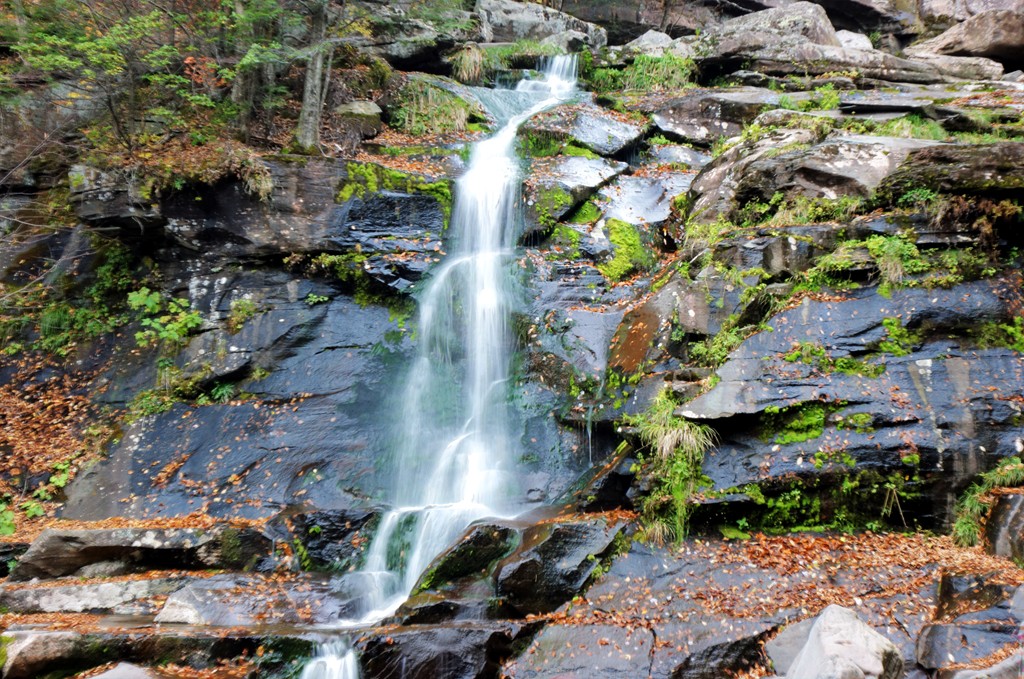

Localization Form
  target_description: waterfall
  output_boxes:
[298,55,578,674]
[299,641,359,679]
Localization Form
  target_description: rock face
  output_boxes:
[786,605,903,679]
[9,527,271,581]
[906,10,1024,66]
[475,0,607,47]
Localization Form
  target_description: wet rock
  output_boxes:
[63,294,409,521]
[649,144,711,169]
[9,527,271,581]
[359,622,531,679]
[787,605,902,678]
[686,125,820,224]
[496,515,627,614]
[713,223,843,277]
[523,155,627,238]
[905,10,1024,67]
[597,169,693,235]
[476,0,607,47]
[154,573,352,625]
[650,88,782,146]
[985,493,1024,562]
[522,103,648,158]
[539,29,590,53]
[412,523,520,593]
[504,624,655,678]
[288,508,377,571]
[0,577,186,614]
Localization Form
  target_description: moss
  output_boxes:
[549,224,581,258]
[520,130,564,158]
[782,341,885,377]
[338,161,453,227]
[562,143,599,159]
[567,200,601,225]
[970,316,1024,352]
[389,77,487,136]
[836,411,875,433]
[598,219,654,282]
[877,317,920,357]
[759,401,839,445]
[535,186,574,230]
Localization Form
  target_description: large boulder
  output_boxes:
[650,88,782,146]
[360,623,532,679]
[905,10,1024,67]
[9,527,271,581]
[875,142,1024,201]
[475,0,607,47]
[694,3,943,83]
[919,0,1024,26]
[787,605,903,678]
[522,155,627,238]
[552,0,722,41]
[521,103,648,158]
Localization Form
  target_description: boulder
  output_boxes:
[496,515,627,614]
[985,492,1024,561]
[767,618,816,675]
[650,88,782,146]
[553,0,722,41]
[623,29,674,56]
[837,30,874,50]
[287,508,377,571]
[334,100,383,138]
[786,605,902,679]
[521,103,648,157]
[808,0,922,35]
[9,527,272,581]
[649,144,711,169]
[907,54,1004,79]
[2,631,111,679]
[539,29,590,53]
[694,3,942,83]
[905,10,1024,67]
[475,0,607,47]
[919,0,1024,25]
[412,522,520,593]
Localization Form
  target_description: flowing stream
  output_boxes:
[300,56,579,677]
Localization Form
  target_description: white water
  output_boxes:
[299,641,359,679]
[299,57,578,677]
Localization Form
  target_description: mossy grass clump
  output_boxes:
[337,161,453,225]
[390,77,488,136]
[626,389,717,544]
[598,219,655,282]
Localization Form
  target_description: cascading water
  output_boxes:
[299,56,578,677]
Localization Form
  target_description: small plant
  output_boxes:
[226,297,258,334]
[627,390,717,543]
[953,457,1024,546]
[127,287,203,349]
[210,382,235,403]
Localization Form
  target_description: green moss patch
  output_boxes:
[598,219,655,282]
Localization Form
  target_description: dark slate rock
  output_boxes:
[496,516,627,615]
[876,142,1024,202]
[986,493,1024,562]
[597,170,694,237]
[288,508,378,571]
[9,527,270,581]
[63,295,409,521]
[359,622,531,679]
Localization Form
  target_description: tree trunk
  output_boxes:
[294,0,329,153]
